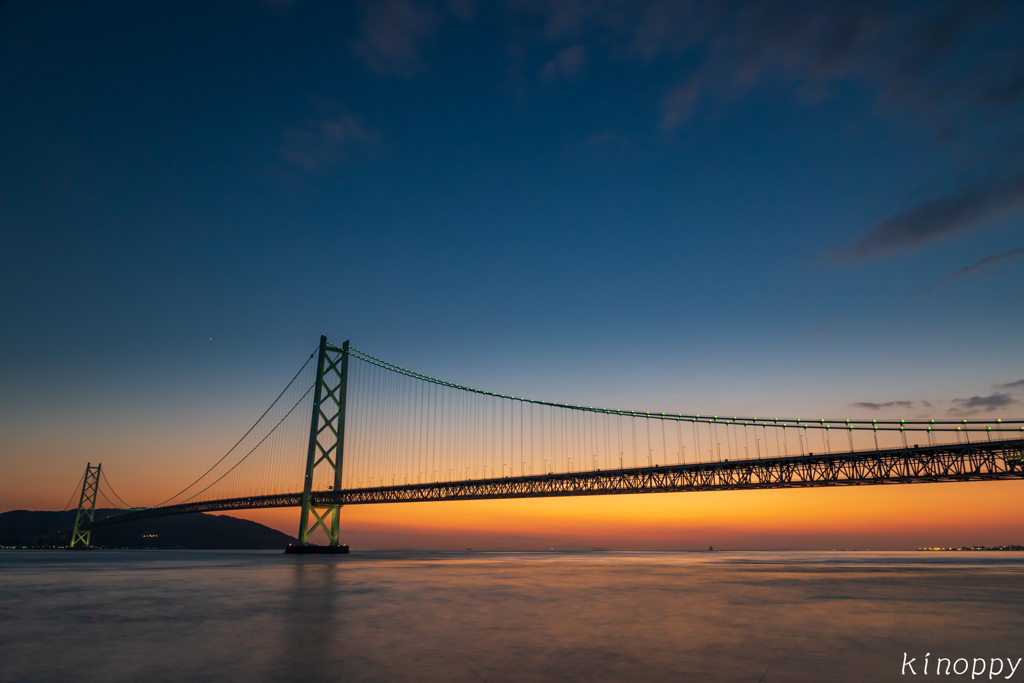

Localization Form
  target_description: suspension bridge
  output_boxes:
[57,336,1024,551]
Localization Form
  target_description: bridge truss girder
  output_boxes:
[330,438,1024,503]
[80,439,1024,531]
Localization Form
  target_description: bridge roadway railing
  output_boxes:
[81,437,1024,531]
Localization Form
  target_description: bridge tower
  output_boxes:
[69,463,101,548]
[292,335,349,552]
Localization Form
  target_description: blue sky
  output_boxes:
[2,1,1024,508]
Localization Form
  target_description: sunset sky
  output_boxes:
[2,0,1023,549]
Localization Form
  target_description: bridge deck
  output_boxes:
[82,438,1024,530]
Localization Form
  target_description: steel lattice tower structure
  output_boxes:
[70,463,101,548]
[293,335,349,552]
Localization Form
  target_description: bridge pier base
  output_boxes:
[285,543,350,554]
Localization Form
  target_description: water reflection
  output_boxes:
[276,561,346,682]
[1,551,1022,682]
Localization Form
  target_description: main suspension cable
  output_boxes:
[167,383,315,507]
[348,347,1021,431]
[147,350,317,509]
[101,470,135,509]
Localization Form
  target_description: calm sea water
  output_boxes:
[2,550,1023,682]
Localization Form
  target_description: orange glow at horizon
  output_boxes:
[5,426,1022,551]
[223,480,1024,551]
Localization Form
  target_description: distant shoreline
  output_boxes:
[0,510,296,550]
[4,546,1024,553]
[917,545,1024,551]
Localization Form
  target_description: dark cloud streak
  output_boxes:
[918,246,1024,296]
[838,175,1024,260]
[950,393,1018,413]
[976,73,1024,108]
[851,400,914,410]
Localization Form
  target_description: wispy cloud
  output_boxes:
[351,0,476,77]
[661,78,701,129]
[262,0,300,11]
[540,45,587,80]
[281,110,376,171]
[351,0,439,77]
[509,0,1024,258]
[338,0,1024,256]
[950,393,1018,414]
[852,390,1020,416]
[585,132,629,148]
[447,0,476,22]
[917,247,1024,296]
[836,176,1024,261]
[850,400,915,411]
[976,73,1024,109]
